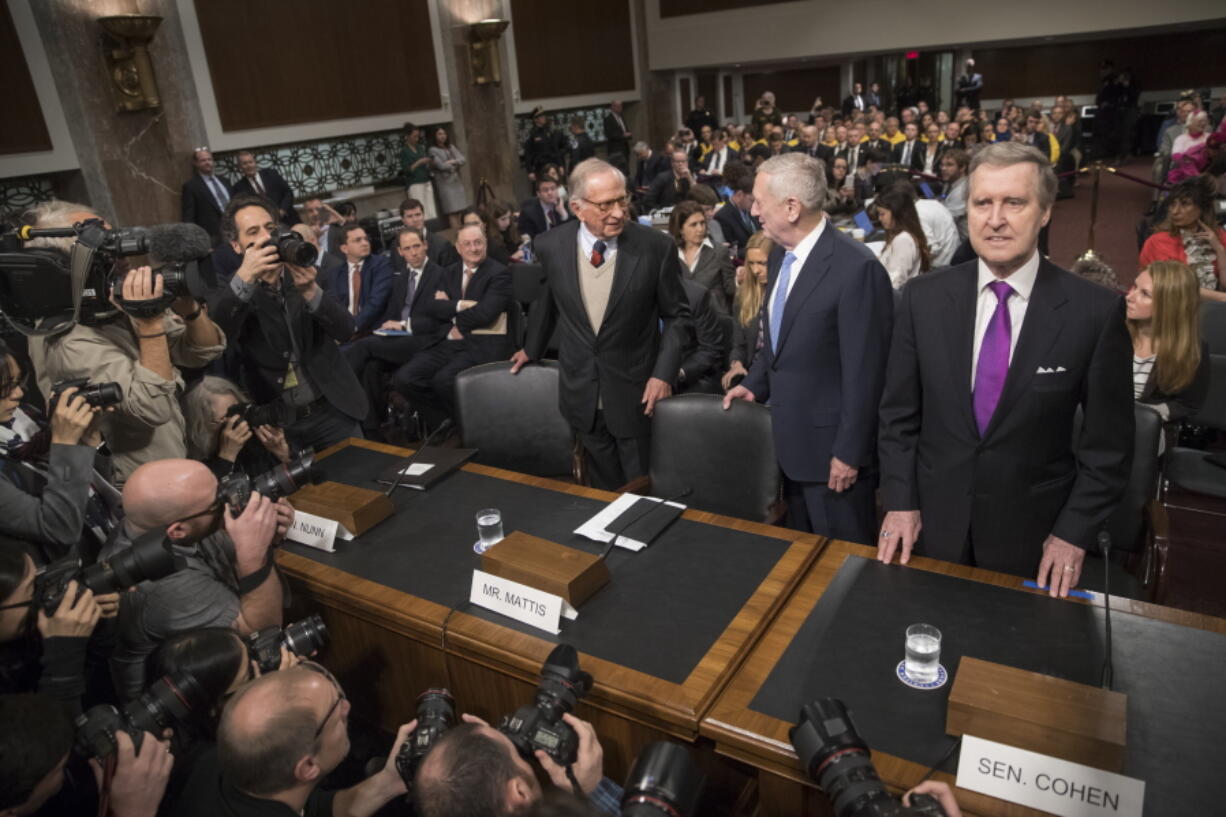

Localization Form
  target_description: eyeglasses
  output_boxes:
[582,196,630,215]
[302,661,346,740]
[173,498,223,525]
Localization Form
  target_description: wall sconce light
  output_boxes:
[98,14,163,112]
[468,18,510,86]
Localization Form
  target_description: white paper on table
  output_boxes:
[396,463,435,477]
[573,493,686,552]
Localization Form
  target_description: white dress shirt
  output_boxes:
[970,250,1041,386]
[578,221,619,265]
[767,217,826,326]
[347,260,362,315]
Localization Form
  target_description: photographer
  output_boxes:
[184,376,292,480]
[0,343,119,560]
[415,713,622,817]
[24,201,225,484]
[105,458,289,700]
[208,196,367,453]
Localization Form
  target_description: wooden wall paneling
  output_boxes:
[193,0,440,132]
[0,1,51,155]
[742,66,841,114]
[511,0,635,100]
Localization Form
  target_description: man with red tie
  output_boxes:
[876,142,1133,597]
[332,225,393,337]
[517,177,570,241]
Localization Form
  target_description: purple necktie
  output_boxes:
[973,280,1014,435]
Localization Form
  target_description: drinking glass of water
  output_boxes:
[474,508,504,554]
[904,623,942,683]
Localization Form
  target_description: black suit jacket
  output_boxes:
[878,260,1134,576]
[742,225,894,482]
[380,260,451,344]
[713,204,759,255]
[678,278,724,388]
[524,221,692,439]
[790,143,834,165]
[181,173,233,243]
[603,113,631,157]
[517,198,569,240]
[231,169,301,225]
[892,140,924,171]
[417,258,513,358]
[321,253,394,334]
[634,152,669,191]
[644,171,691,211]
[842,94,866,117]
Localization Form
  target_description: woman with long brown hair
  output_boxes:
[874,188,932,289]
[721,232,773,390]
[1125,260,1210,432]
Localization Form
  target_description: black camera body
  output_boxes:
[217,450,316,513]
[32,530,179,616]
[264,229,316,266]
[245,614,329,673]
[75,670,205,759]
[499,644,592,766]
[49,377,123,412]
[790,699,945,817]
[226,400,290,430]
[621,742,706,817]
[395,688,456,784]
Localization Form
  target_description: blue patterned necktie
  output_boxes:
[769,252,797,354]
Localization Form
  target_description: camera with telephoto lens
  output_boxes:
[263,228,317,266]
[48,377,122,413]
[226,399,291,430]
[245,614,330,673]
[32,530,180,616]
[394,688,456,784]
[790,699,946,817]
[498,644,592,766]
[217,450,316,513]
[620,742,706,817]
[74,670,206,759]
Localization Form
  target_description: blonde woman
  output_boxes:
[721,232,774,390]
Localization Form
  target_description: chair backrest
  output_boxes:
[1200,301,1226,356]
[1187,354,1226,432]
[1103,403,1164,551]
[454,361,574,478]
[648,394,779,522]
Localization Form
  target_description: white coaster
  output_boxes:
[896,660,948,690]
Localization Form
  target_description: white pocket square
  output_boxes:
[1035,366,1065,374]
[1036,366,1052,374]
[1056,366,1067,372]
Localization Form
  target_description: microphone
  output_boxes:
[147,223,212,262]
[598,486,693,561]
[383,419,454,496]
[1097,530,1114,690]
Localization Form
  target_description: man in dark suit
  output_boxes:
[713,164,760,256]
[724,153,894,544]
[566,117,596,175]
[893,122,923,170]
[604,100,632,168]
[877,142,1133,597]
[955,59,984,111]
[324,224,393,336]
[208,196,366,452]
[181,148,233,244]
[394,198,459,270]
[231,151,300,225]
[644,150,694,211]
[841,82,867,118]
[699,128,734,178]
[511,158,692,489]
[791,125,834,165]
[863,121,891,155]
[632,142,669,193]
[1022,111,1053,161]
[517,176,570,241]
[343,227,449,436]
[393,225,513,430]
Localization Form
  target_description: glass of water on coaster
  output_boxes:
[474,508,504,555]
[899,623,945,689]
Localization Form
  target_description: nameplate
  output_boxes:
[469,569,564,635]
[285,510,354,553]
[956,735,1144,817]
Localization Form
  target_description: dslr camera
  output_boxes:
[263,228,317,266]
[394,688,456,784]
[75,670,205,759]
[499,644,592,766]
[49,377,122,413]
[620,742,706,817]
[226,399,291,430]
[33,530,180,616]
[790,699,946,817]
[245,614,329,673]
[217,450,316,513]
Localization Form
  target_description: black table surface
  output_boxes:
[285,445,793,686]
[749,555,1223,816]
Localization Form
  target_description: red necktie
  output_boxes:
[350,263,361,316]
[590,240,606,267]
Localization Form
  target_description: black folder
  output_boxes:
[607,497,684,547]
[376,447,477,490]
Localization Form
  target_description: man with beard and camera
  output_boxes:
[170,663,415,817]
[103,458,291,700]
[24,201,225,484]
[209,195,367,452]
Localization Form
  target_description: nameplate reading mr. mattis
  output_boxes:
[957,735,1144,817]
[469,569,563,635]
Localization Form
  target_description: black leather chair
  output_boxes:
[624,394,782,523]
[1107,404,1164,552]
[1163,354,1226,499]
[1200,301,1226,356]
[454,360,577,480]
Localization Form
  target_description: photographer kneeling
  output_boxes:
[185,376,293,480]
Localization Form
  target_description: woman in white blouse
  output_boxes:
[874,188,932,289]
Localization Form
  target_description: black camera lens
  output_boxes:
[75,670,205,760]
[282,614,329,659]
[49,378,123,413]
[80,530,178,595]
[498,644,592,766]
[227,400,289,429]
[621,742,706,817]
[251,450,316,502]
[266,230,316,266]
[395,688,456,785]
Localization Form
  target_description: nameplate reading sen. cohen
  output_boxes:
[957,735,1145,817]
[469,569,570,635]
[285,510,355,553]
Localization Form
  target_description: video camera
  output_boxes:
[217,450,317,513]
[32,530,181,616]
[245,614,329,673]
[499,644,592,766]
[75,669,206,759]
[620,742,706,817]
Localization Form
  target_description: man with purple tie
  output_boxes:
[876,142,1133,597]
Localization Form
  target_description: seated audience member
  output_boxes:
[210,196,367,451]
[632,142,669,194]
[1126,261,1210,438]
[105,458,287,700]
[978,122,996,149]
[893,122,923,170]
[301,197,344,258]
[485,201,525,262]
[670,201,736,314]
[919,123,946,175]
[231,151,300,225]
[863,121,890,155]
[722,232,773,390]
[344,227,451,438]
[685,184,727,247]
[713,163,759,255]
[325,224,393,336]
[169,664,413,817]
[875,189,932,289]
[395,198,460,270]
[0,345,118,560]
[939,148,970,239]
[184,376,293,480]
[644,150,695,211]
[458,208,510,264]
[891,181,959,268]
[700,128,734,177]
[994,117,1012,145]
[852,148,890,202]
[824,156,859,219]
[944,121,963,146]
[1168,115,1217,185]
[1138,177,1226,301]
[792,124,833,163]
[959,122,981,154]
[392,224,513,432]
[24,202,225,483]
[415,713,622,817]
[290,220,344,285]
[518,176,571,241]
